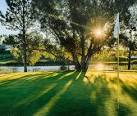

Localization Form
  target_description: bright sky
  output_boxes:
[0,0,18,35]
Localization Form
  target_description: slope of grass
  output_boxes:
[0,71,137,116]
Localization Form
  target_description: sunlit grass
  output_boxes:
[0,71,137,116]
[34,80,73,116]
[86,70,137,116]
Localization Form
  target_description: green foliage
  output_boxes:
[0,51,13,60]
[43,39,71,62]
[26,32,44,65]
[0,0,37,72]
[93,50,114,62]
[0,0,34,31]
[28,50,42,65]
[32,0,137,71]
[7,32,44,65]
[92,48,128,62]
[43,52,56,60]
[3,35,18,47]
[10,47,21,60]
[119,33,137,51]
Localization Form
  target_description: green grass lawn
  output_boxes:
[0,71,137,116]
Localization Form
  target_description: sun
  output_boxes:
[93,28,103,38]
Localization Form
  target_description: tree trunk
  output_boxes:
[71,51,81,71]
[81,35,85,65]
[22,0,27,72]
[22,31,27,72]
[75,51,92,81]
[75,62,81,71]
[23,43,27,72]
[128,48,131,70]
[82,54,92,73]
[80,42,93,74]
[74,41,93,75]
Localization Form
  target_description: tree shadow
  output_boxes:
[0,73,49,87]
[0,71,79,116]
[46,74,118,116]
[120,80,137,102]
[118,103,132,116]
[0,71,75,115]
[0,71,136,116]
[111,77,137,116]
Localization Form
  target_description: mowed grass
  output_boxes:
[0,71,137,116]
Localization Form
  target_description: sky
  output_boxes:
[0,0,17,35]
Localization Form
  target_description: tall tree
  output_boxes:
[0,0,35,72]
[120,28,137,70]
[127,3,137,70]
[115,3,137,70]
[33,0,137,75]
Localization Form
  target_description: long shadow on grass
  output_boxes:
[40,74,118,116]
[120,80,137,102]
[0,71,80,116]
[43,74,136,116]
[110,78,137,116]
[0,72,54,87]
[1,72,131,116]
[118,79,137,116]
[118,103,132,116]
[0,71,76,116]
